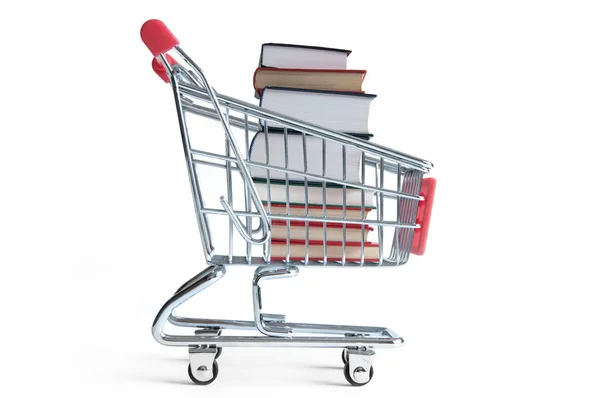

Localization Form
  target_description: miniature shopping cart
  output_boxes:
[140,19,436,386]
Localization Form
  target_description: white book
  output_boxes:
[249,131,364,184]
[260,43,350,69]
[265,203,374,220]
[253,181,375,208]
[260,87,376,135]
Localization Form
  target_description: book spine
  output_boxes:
[271,239,377,247]
[265,202,374,210]
[248,130,259,158]
[253,67,260,94]
[258,44,265,67]
[271,220,372,229]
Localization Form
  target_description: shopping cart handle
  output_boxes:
[411,177,436,256]
[152,54,178,83]
[141,19,180,57]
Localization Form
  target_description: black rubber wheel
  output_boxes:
[215,347,222,359]
[342,349,348,364]
[343,363,374,386]
[188,361,219,385]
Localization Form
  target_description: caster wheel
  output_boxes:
[188,361,219,385]
[215,347,222,359]
[344,363,374,386]
[342,349,348,364]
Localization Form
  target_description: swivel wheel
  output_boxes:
[344,362,374,386]
[188,361,219,385]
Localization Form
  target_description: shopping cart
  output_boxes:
[140,19,436,386]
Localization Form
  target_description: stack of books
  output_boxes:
[248,43,379,262]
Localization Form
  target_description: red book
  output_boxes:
[271,220,374,242]
[271,220,372,229]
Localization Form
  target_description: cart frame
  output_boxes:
[141,19,436,386]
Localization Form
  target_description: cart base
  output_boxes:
[152,264,403,385]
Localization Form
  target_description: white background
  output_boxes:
[1,0,599,396]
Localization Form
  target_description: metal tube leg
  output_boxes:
[173,269,212,296]
[251,266,404,339]
[152,265,226,346]
[253,265,299,337]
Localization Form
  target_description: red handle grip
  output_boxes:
[152,54,178,83]
[411,177,436,256]
[141,19,180,57]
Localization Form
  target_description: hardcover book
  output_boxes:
[259,43,351,69]
[254,68,366,96]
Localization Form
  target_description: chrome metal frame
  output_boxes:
[153,265,403,348]
[146,34,434,386]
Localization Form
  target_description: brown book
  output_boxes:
[254,68,366,96]
[271,239,380,262]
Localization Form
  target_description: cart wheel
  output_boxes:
[342,349,348,364]
[215,347,222,359]
[344,363,374,386]
[188,361,219,385]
